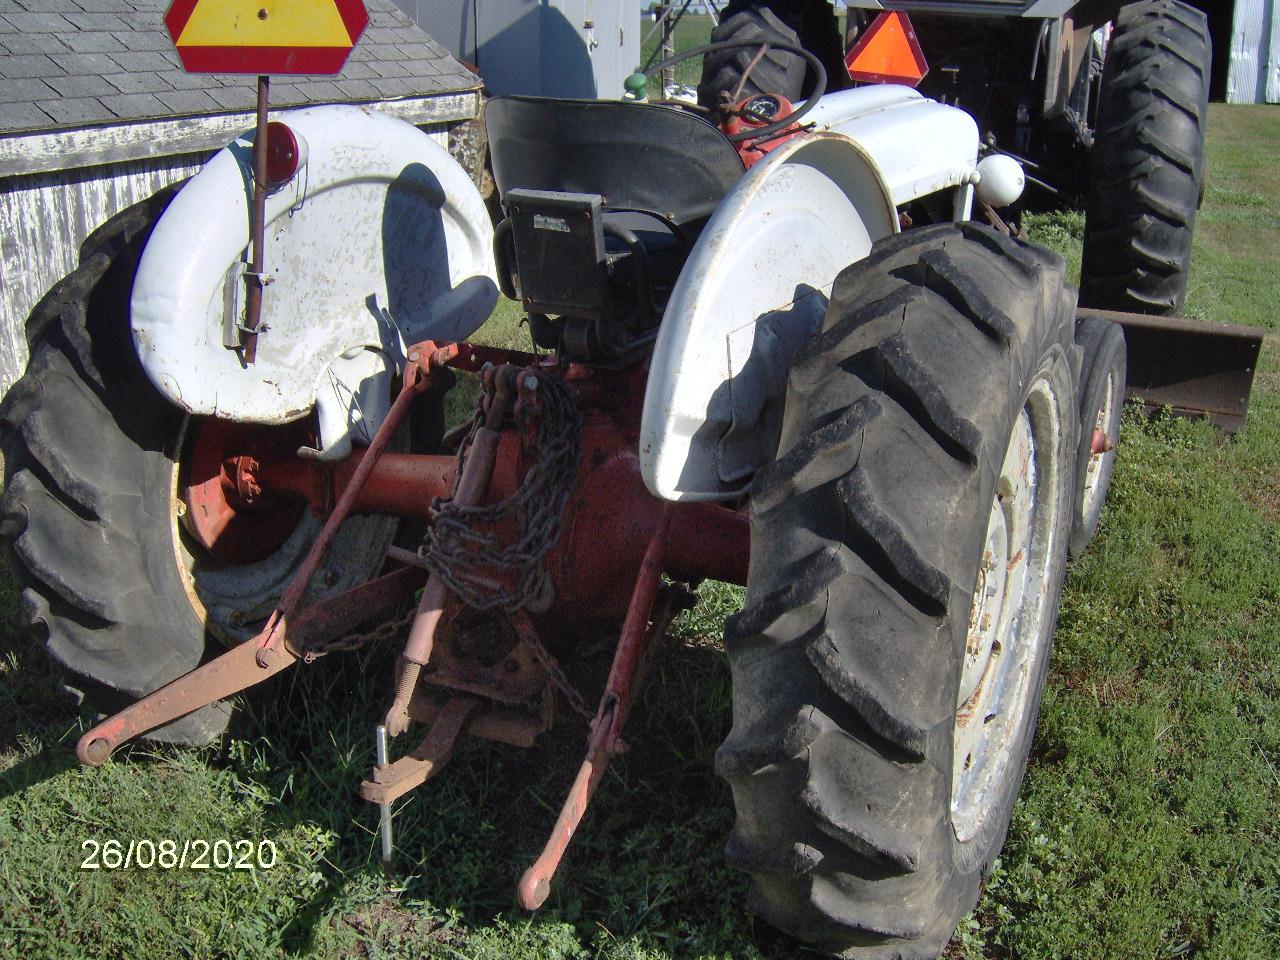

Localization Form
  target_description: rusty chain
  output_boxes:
[297,603,419,662]
[294,366,592,721]
[518,623,595,720]
[419,368,582,613]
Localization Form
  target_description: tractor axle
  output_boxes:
[87,343,751,910]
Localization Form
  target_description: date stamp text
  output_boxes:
[80,838,278,871]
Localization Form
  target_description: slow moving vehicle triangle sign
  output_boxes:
[844,11,928,87]
[165,0,368,74]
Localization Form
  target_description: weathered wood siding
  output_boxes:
[0,121,452,393]
[0,152,205,390]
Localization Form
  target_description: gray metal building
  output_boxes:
[0,0,481,392]
[393,0,640,99]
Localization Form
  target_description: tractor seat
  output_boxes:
[486,96,746,365]
[486,96,746,248]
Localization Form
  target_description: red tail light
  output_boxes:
[265,121,300,188]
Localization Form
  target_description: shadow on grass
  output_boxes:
[0,544,778,957]
[238,624,763,956]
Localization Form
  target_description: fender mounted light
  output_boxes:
[265,120,301,188]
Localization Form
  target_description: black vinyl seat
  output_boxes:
[486,97,746,364]
[486,96,745,246]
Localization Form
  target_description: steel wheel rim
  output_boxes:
[168,415,399,644]
[951,374,1065,843]
[1081,369,1119,519]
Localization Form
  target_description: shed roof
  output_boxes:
[0,0,479,135]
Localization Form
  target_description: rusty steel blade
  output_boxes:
[1081,308,1264,433]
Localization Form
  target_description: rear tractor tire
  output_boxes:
[0,195,403,744]
[697,0,847,110]
[1080,0,1211,314]
[720,223,1079,958]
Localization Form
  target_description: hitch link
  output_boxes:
[382,365,517,736]
[256,342,457,667]
[517,505,681,910]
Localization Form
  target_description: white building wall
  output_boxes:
[0,154,204,391]
[1229,0,1280,104]
[395,0,640,99]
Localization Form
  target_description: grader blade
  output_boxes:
[1080,308,1264,433]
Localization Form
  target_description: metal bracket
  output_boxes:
[360,695,480,806]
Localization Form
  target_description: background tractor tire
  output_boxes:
[1069,318,1126,557]
[1079,0,1210,315]
[719,223,1078,958]
[697,0,847,110]
[0,194,403,745]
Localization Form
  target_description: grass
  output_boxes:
[638,13,716,95]
[2,105,1278,959]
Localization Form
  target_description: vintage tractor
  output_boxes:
[0,34,1259,960]
[697,0,1264,425]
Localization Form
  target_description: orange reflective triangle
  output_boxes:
[844,11,928,87]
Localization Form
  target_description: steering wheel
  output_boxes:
[640,40,827,144]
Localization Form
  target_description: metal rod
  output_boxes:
[243,74,269,363]
[375,725,393,862]
[382,366,515,736]
[255,352,443,665]
[660,4,675,95]
[516,504,673,910]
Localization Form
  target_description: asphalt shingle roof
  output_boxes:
[0,0,480,134]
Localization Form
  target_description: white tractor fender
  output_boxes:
[640,88,979,502]
[804,85,981,204]
[131,104,498,457]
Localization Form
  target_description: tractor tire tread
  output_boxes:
[1080,0,1210,315]
[697,0,848,110]
[0,193,225,744]
[721,222,1076,957]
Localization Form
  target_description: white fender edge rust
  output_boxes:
[641,87,979,501]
